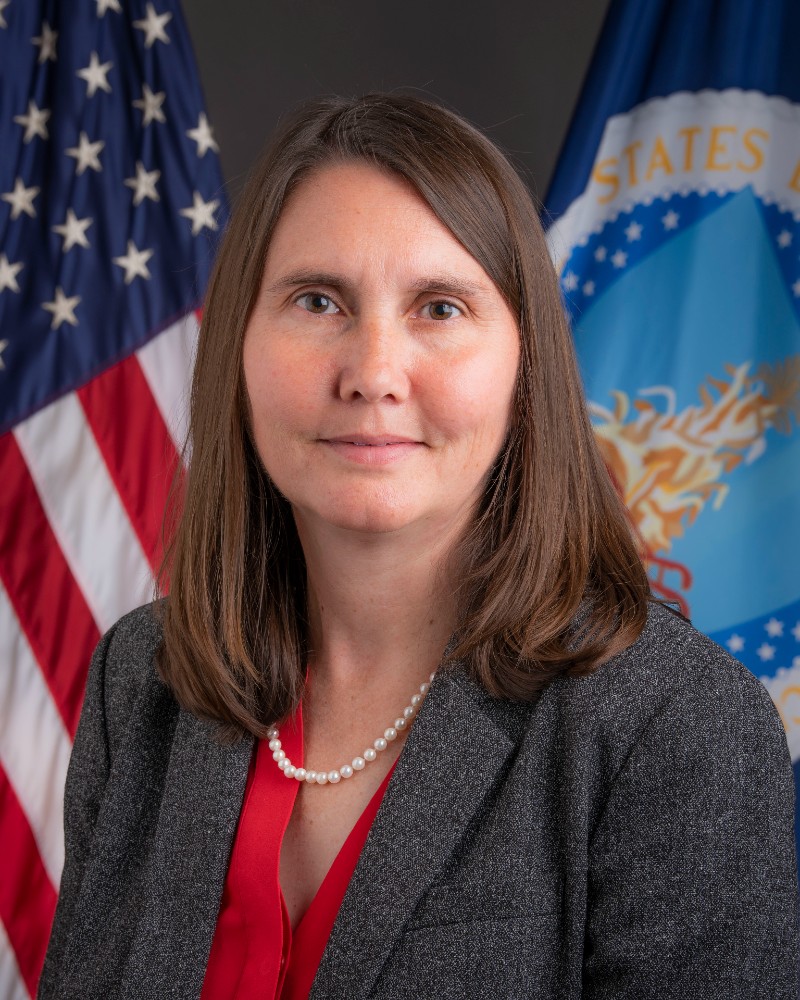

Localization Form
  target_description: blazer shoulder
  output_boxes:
[91,600,167,745]
[619,599,770,701]
[550,600,787,773]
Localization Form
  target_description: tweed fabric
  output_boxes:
[38,601,799,999]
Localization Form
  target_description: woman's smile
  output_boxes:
[320,435,425,466]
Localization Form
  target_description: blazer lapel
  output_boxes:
[312,664,526,999]
[120,708,253,1000]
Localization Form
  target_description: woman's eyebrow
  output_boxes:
[264,270,347,294]
[407,275,492,298]
[264,270,492,298]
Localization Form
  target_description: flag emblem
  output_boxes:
[548,88,800,756]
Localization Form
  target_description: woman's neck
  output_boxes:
[296,514,460,693]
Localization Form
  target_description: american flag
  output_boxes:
[0,2,227,995]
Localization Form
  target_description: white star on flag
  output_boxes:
[96,0,122,14]
[133,84,166,126]
[611,249,627,269]
[180,192,220,236]
[1,178,40,219]
[66,132,105,175]
[756,642,776,661]
[792,621,800,641]
[77,51,113,97]
[0,254,23,294]
[726,633,745,653]
[777,230,793,249]
[186,113,220,157]
[0,340,7,369]
[13,100,51,143]
[562,271,578,291]
[764,617,784,638]
[133,3,172,48]
[32,21,58,63]
[582,281,595,296]
[662,210,679,230]
[52,210,93,251]
[112,241,154,284]
[594,246,607,262]
[124,162,161,205]
[624,220,643,241]
[42,287,80,329]
[0,0,10,29]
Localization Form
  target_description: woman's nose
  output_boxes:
[337,318,411,403]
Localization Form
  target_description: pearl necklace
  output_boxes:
[266,672,436,786]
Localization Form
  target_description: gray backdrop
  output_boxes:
[183,1,611,205]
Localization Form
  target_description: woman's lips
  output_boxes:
[321,436,423,465]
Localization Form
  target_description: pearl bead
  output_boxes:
[395,717,407,730]
[305,771,317,783]
[403,706,414,719]
[364,748,377,762]
[294,767,307,781]
[384,727,397,742]
[268,738,281,751]
[352,757,366,770]
[374,737,388,751]
[429,672,435,681]
[411,693,422,707]
[284,764,296,778]
[316,772,328,785]
[273,749,286,761]
[328,770,341,783]
[277,758,289,770]
[420,682,429,694]
[267,726,278,739]
[340,764,354,778]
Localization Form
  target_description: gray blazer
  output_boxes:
[39,601,798,999]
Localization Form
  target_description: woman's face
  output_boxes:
[243,161,520,542]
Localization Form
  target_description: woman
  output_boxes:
[39,94,797,999]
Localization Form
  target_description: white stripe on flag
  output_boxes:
[0,918,30,1000]
[137,312,200,457]
[13,394,153,635]
[0,582,70,888]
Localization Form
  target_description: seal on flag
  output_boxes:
[547,89,800,756]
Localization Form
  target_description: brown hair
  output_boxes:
[158,92,651,736]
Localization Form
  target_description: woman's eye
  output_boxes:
[424,300,461,320]
[296,293,339,315]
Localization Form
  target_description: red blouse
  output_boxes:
[201,705,394,1000]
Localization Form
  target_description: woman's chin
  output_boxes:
[325,509,417,536]
[295,498,427,537]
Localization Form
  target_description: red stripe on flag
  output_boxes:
[0,765,58,999]
[78,355,182,575]
[0,432,99,737]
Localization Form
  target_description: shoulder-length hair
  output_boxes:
[158,92,651,737]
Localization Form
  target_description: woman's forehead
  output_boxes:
[262,161,496,290]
